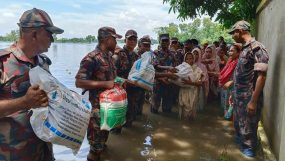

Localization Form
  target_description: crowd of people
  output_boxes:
[0,8,269,161]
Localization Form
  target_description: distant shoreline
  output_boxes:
[0,40,158,45]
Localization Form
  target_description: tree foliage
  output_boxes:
[0,30,97,43]
[56,35,97,43]
[0,30,19,41]
[163,0,261,30]
[154,18,233,44]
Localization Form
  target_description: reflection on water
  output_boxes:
[143,135,152,146]
[141,116,157,161]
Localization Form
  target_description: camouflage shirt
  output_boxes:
[153,49,175,72]
[172,49,184,66]
[234,38,269,96]
[114,45,139,79]
[75,45,117,110]
[0,44,53,161]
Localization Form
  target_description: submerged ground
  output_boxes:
[54,101,263,161]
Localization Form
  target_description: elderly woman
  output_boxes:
[192,48,209,111]
[178,52,203,120]
[202,45,220,101]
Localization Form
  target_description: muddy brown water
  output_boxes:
[95,102,262,161]
[0,42,261,161]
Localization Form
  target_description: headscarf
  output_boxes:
[181,52,200,81]
[183,51,194,66]
[203,45,220,72]
[193,48,209,82]
[193,48,210,97]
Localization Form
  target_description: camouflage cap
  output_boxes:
[159,33,170,40]
[125,29,138,38]
[18,8,64,34]
[98,26,122,39]
[171,37,178,42]
[183,39,192,44]
[228,20,251,34]
[139,35,151,44]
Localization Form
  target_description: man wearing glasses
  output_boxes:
[0,8,64,161]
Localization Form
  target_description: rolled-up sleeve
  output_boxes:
[254,47,269,72]
[75,54,96,80]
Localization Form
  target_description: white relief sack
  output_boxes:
[29,66,92,154]
[128,51,155,91]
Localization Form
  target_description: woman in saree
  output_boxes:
[192,48,209,111]
[202,45,220,101]
[178,52,203,120]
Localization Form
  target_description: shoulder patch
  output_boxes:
[0,49,12,58]
[250,41,262,53]
[88,50,100,57]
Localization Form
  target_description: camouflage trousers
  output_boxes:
[233,92,263,149]
[151,83,175,112]
[135,88,145,115]
[0,112,54,161]
[87,110,109,154]
[126,86,145,124]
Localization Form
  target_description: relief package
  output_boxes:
[29,66,92,154]
[100,77,127,131]
[128,51,155,91]
[169,62,199,87]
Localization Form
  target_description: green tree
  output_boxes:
[154,23,180,39]
[154,18,233,44]
[85,35,96,43]
[55,35,98,43]
[0,30,19,41]
[163,0,261,33]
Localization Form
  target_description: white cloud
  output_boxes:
[54,0,192,39]
[71,3,81,9]
[0,3,33,35]
[0,1,192,39]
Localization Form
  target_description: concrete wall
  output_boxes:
[280,103,285,160]
[256,0,285,160]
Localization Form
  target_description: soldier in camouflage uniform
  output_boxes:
[135,35,152,115]
[170,37,184,66]
[151,34,177,113]
[75,27,121,161]
[182,39,194,56]
[170,37,183,106]
[0,8,64,161]
[229,20,269,157]
[112,29,138,132]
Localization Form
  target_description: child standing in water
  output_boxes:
[178,52,203,120]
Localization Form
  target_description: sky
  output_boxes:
[0,0,193,39]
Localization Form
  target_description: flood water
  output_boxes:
[0,42,159,161]
[0,42,261,161]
